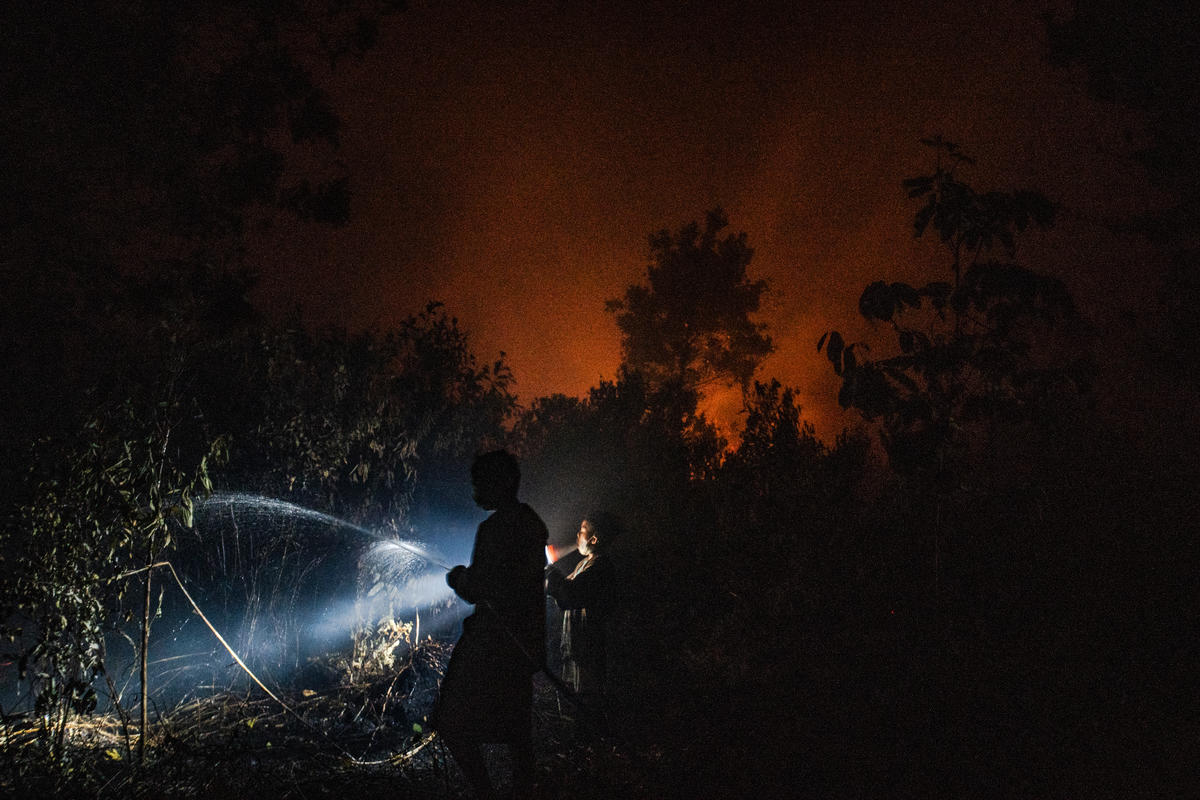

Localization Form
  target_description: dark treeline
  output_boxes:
[3,164,1192,796]
[2,2,1197,797]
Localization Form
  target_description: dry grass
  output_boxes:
[1,640,455,798]
[0,638,676,799]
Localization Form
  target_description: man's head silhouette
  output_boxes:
[470,449,520,510]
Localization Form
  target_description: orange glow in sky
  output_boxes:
[249,0,1160,442]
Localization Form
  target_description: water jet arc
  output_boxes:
[196,491,452,570]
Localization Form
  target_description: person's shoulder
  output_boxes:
[514,501,544,522]
[517,502,548,535]
[590,553,618,578]
[484,502,546,532]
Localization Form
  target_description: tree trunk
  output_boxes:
[138,547,151,764]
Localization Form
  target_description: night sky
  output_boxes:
[246,0,1162,438]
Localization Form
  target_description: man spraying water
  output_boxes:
[435,450,547,799]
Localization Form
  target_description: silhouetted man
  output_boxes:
[436,450,547,799]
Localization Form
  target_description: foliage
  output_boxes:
[606,208,773,395]
[145,303,516,692]
[2,0,405,243]
[346,617,414,683]
[513,368,725,540]
[0,0,405,472]
[724,379,826,489]
[819,139,1088,485]
[711,380,870,551]
[195,303,517,526]
[2,389,225,763]
[1,283,512,762]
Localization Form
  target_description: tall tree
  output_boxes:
[606,209,773,396]
[0,0,405,459]
[820,139,1085,486]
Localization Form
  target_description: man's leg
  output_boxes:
[575,657,608,737]
[510,727,535,798]
[440,726,496,800]
[435,667,496,800]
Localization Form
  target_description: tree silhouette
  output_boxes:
[0,1,405,462]
[820,139,1087,486]
[514,368,725,537]
[606,208,773,396]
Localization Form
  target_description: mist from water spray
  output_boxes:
[115,491,475,705]
[192,491,464,641]
[197,492,453,570]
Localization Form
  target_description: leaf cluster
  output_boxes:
[905,164,1055,265]
[513,368,725,538]
[820,141,1089,484]
[2,390,225,761]
[1,287,516,761]
[607,208,773,393]
[195,302,516,525]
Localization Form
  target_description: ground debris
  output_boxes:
[1,642,458,798]
[1,641,686,799]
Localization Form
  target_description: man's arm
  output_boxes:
[546,558,613,610]
[448,513,542,608]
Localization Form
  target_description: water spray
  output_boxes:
[190,492,463,667]
[198,491,452,570]
[182,494,593,739]
[105,494,464,764]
